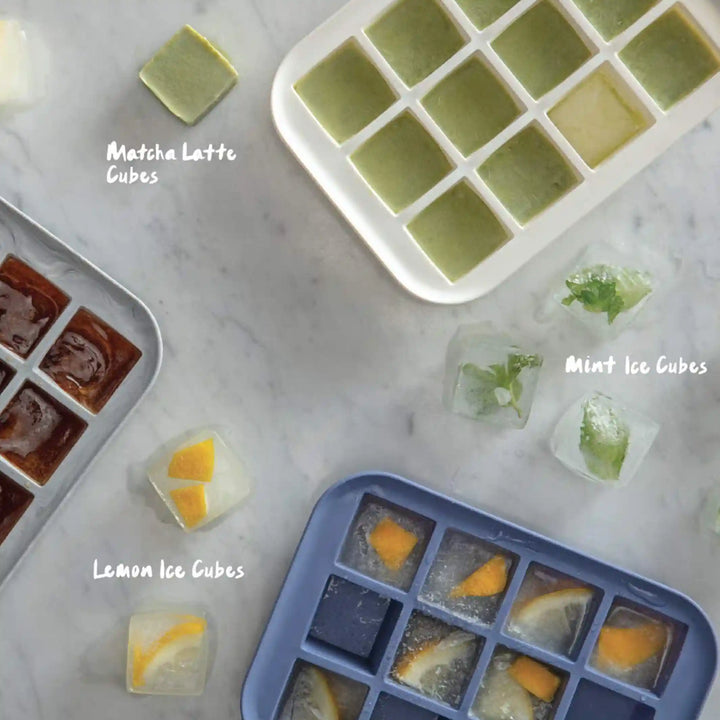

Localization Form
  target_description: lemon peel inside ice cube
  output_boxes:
[597,623,666,670]
[368,517,418,571]
[511,587,593,650]
[508,656,560,703]
[450,554,508,598]
[131,616,206,688]
[170,485,208,528]
[475,667,534,720]
[291,666,340,720]
[168,438,215,482]
[394,631,475,690]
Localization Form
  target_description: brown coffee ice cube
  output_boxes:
[0,256,70,358]
[40,308,141,413]
[0,358,15,394]
[0,471,33,545]
[0,381,87,484]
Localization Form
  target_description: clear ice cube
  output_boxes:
[419,529,515,625]
[472,649,563,720]
[553,241,675,338]
[551,392,659,487]
[147,428,252,532]
[279,662,367,720]
[126,610,209,695]
[506,564,596,657]
[443,325,543,429]
[340,496,433,591]
[391,612,481,708]
[590,604,673,691]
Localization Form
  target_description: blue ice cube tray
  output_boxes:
[242,473,717,720]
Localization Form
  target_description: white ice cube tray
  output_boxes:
[272,0,720,304]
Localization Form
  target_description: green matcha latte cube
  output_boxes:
[140,25,238,125]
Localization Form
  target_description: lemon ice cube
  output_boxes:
[147,428,252,532]
[127,610,209,695]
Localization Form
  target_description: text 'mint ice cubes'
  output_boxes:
[147,428,252,531]
[126,609,209,695]
[444,325,543,429]
[551,392,659,487]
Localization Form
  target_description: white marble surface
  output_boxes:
[1,0,720,717]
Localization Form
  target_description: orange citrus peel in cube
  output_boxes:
[450,555,508,598]
[170,485,208,528]
[509,656,561,703]
[368,517,418,571]
[168,438,215,483]
[597,623,667,670]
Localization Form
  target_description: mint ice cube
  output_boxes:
[562,264,652,324]
[580,396,630,480]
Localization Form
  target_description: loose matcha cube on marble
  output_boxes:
[422,56,523,157]
[454,0,522,31]
[478,124,580,224]
[408,182,510,282]
[492,0,594,99]
[140,25,238,125]
[366,0,466,87]
[350,111,452,212]
[620,6,720,111]
[549,64,653,168]
[294,40,397,144]
[572,0,660,41]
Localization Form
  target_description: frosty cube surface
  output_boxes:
[444,325,543,429]
[590,603,675,691]
[279,662,368,720]
[551,392,659,486]
[391,612,481,707]
[420,529,515,625]
[340,496,433,590]
[147,428,252,531]
[127,610,209,695]
[506,564,597,658]
[472,649,564,720]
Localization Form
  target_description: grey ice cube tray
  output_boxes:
[0,197,162,586]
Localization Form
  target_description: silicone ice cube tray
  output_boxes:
[272,0,720,303]
[0,198,162,586]
[242,473,717,720]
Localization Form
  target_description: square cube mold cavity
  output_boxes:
[241,473,717,720]
[0,197,162,587]
[272,0,720,304]
[308,575,403,672]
